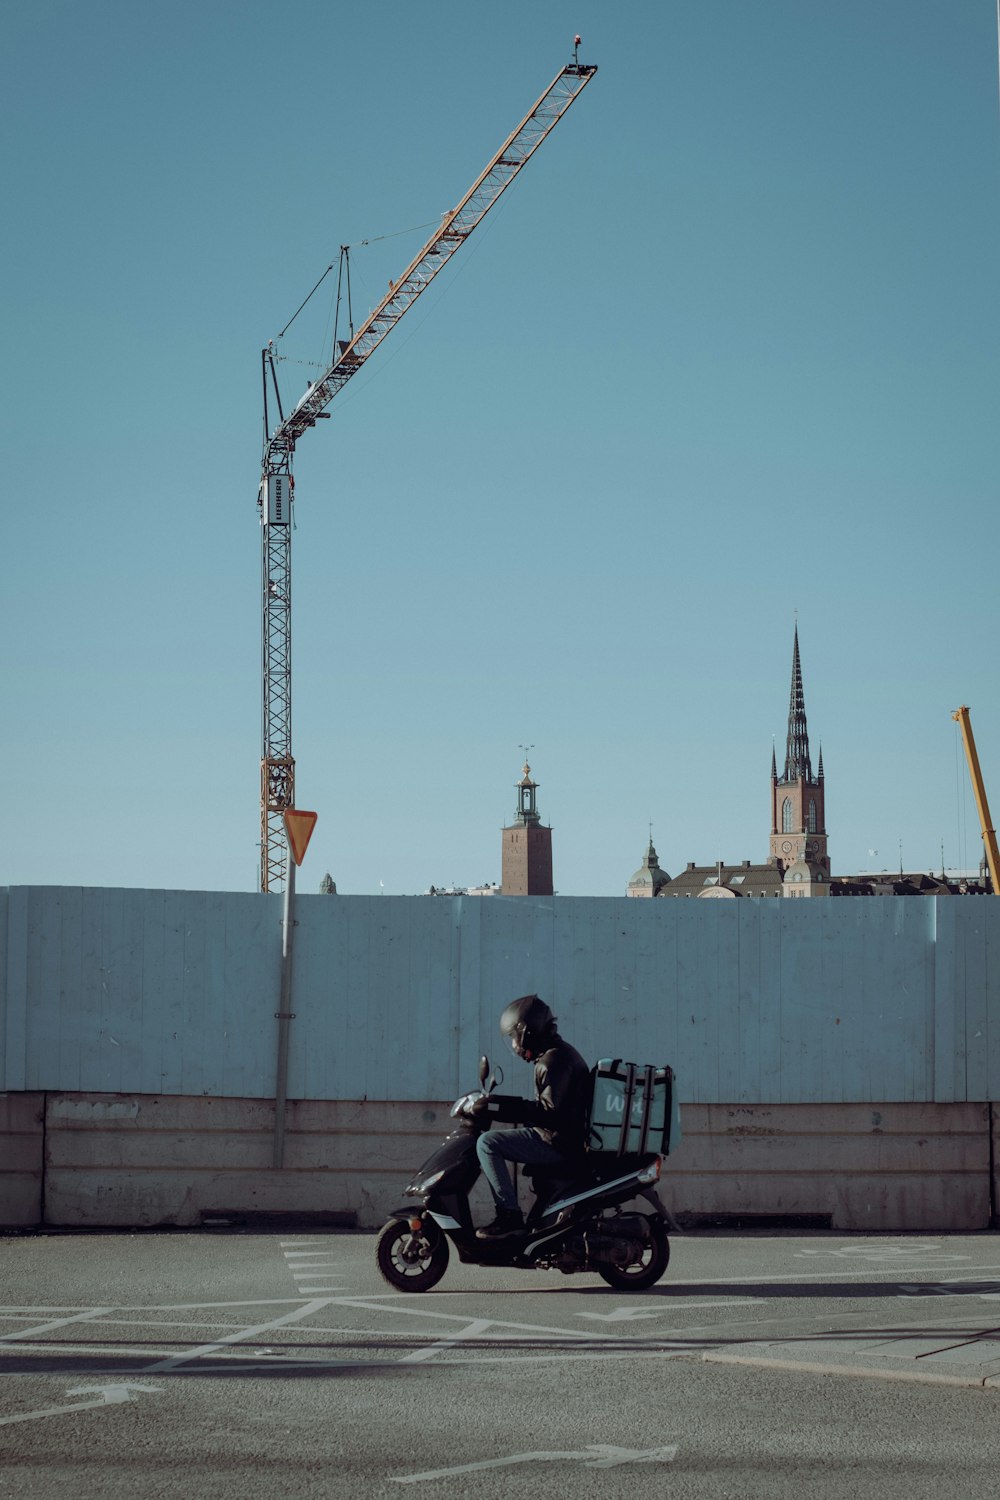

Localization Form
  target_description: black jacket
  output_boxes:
[512,1034,591,1152]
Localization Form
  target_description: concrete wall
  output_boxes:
[21,1092,994,1233]
[0,1093,44,1227]
[40,1095,446,1231]
[2,888,999,1231]
[675,1101,992,1232]
[3,887,999,1104]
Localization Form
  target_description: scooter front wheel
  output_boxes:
[376,1216,449,1293]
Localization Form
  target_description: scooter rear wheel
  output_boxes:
[376,1217,449,1292]
[596,1217,669,1291]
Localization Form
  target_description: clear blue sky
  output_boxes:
[4,0,999,895]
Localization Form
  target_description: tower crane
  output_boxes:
[257,48,597,891]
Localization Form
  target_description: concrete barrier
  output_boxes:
[0,1092,993,1232]
[0,1093,44,1227]
[668,1102,993,1231]
[39,1095,453,1230]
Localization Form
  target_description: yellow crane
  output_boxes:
[952,705,999,894]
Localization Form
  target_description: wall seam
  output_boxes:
[990,1102,997,1228]
[40,1090,48,1227]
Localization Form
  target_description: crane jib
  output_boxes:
[263,63,597,462]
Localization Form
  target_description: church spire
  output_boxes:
[782,624,813,783]
[770,624,828,883]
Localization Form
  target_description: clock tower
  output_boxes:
[770,627,829,879]
[501,761,554,896]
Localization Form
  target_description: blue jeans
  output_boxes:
[476,1126,570,1212]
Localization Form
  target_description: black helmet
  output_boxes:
[500,994,555,1061]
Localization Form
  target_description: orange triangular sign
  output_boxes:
[283,809,318,865]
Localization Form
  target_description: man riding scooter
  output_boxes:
[470,994,590,1239]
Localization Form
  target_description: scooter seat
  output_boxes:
[520,1164,577,1214]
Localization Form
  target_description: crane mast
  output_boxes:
[258,54,597,891]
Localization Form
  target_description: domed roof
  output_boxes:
[783,856,826,885]
[628,838,670,893]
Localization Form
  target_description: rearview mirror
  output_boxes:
[478,1055,489,1085]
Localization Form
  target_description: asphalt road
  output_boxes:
[1,1228,999,1498]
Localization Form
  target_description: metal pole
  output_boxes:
[273,849,297,1167]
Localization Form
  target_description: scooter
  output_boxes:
[375,1057,670,1293]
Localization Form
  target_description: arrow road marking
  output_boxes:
[898,1283,1000,1299]
[576,1305,666,1323]
[0,1384,161,1427]
[392,1443,679,1482]
[579,1299,764,1322]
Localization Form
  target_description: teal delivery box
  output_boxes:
[587,1060,680,1157]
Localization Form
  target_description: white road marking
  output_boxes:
[16,1269,1000,1384]
[0,1341,190,1359]
[663,1263,1000,1284]
[0,1384,161,1427]
[327,1296,621,1342]
[6,1299,320,1312]
[795,1243,968,1264]
[579,1299,765,1322]
[898,1281,1000,1299]
[392,1443,679,1482]
[577,1305,668,1323]
[59,1315,308,1334]
[142,1298,334,1372]
[0,1308,114,1342]
[69,1383,161,1401]
[398,1318,493,1363]
[282,1240,345,1296]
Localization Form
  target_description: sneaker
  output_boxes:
[475,1209,525,1240]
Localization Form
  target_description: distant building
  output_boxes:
[501,761,553,896]
[626,837,671,897]
[643,627,990,900]
[657,859,784,899]
[653,626,830,898]
[831,863,991,897]
[425,883,500,897]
